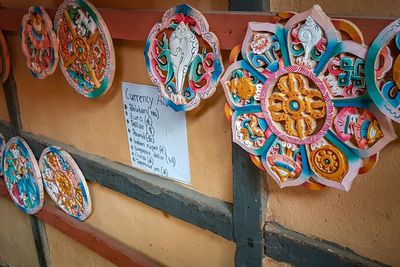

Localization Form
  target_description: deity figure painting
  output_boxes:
[21,6,59,79]
[3,137,43,214]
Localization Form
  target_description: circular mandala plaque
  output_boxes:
[221,5,397,191]
[0,30,10,83]
[21,6,59,79]
[39,146,91,221]
[3,137,44,214]
[54,0,115,98]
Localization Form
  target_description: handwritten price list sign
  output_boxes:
[122,83,191,184]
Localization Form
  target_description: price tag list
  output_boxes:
[122,83,191,184]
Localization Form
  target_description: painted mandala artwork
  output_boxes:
[54,0,115,98]
[21,6,59,79]
[366,18,400,123]
[0,30,10,83]
[0,133,6,176]
[3,137,44,214]
[39,146,91,221]
[144,4,223,111]
[221,5,397,191]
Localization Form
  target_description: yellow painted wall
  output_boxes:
[85,183,235,267]
[0,0,399,266]
[45,223,116,267]
[0,198,39,267]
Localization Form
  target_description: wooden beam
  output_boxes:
[229,3,267,267]
[0,121,234,241]
[0,8,394,49]
[0,181,161,267]
[2,69,22,136]
[232,144,266,267]
[2,68,51,266]
[29,217,52,267]
[230,0,269,12]
[264,222,388,267]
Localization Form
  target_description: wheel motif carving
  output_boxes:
[54,0,115,98]
[309,143,348,182]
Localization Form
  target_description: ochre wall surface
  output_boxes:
[45,223,116,267]
[0,0,399,266]
[0,198,39,266]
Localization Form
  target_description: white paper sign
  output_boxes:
[122,82,191,184]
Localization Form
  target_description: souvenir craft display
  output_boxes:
[20,6,59,79]
[39,146,91,221]
[0,133,5,176]
[0,30,10,83]
[54,0,115,98]
[366,19,400,123]
[145,4,223,111]
[221,5,396,191]
[3,137,43,214]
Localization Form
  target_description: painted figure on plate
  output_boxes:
[21,6,59,78]
[3,137,43,214]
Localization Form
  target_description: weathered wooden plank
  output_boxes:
[30,217,52,267]
[265,222,388,267]
[2,68,51,266]
[232,143,266,267]
[0,8,394,49]
[229,3,267,267]
[230,0,269,12]
[2,69,22,136]
[0,120,12,139]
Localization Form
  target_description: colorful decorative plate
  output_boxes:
[21,6,59,79]
[0,30,10,83]
[3,137,44,214]
[0,133,6,176]
[145,4,223,111]
[54,0,115,98]
[39,146,91,221]
[221,5,397,191]
[366,18,400,123]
